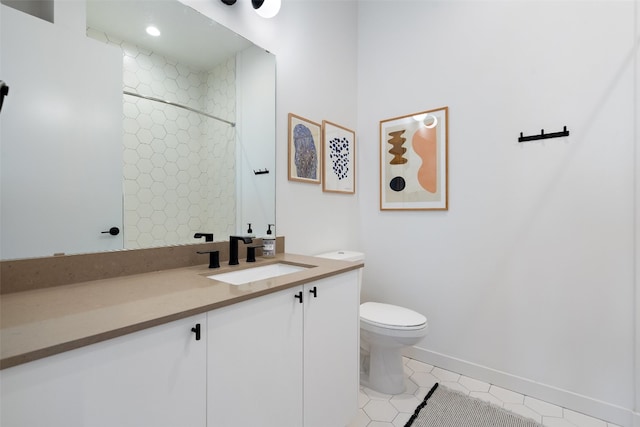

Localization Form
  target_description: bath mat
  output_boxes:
[405,383,545,427]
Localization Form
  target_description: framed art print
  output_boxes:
[322,120,355,194]
[379,106,448,210]
[288,113,322,184]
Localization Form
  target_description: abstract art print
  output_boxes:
[322,120,355,194]
[288,113,322,184]
[379,107,448,210]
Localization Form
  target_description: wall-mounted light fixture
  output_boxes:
[221,0,281,18]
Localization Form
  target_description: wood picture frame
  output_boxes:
[322,120,355,194]
[379,106,449,210]
[288,113,322,184]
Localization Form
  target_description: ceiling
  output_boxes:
[86,0,253,70]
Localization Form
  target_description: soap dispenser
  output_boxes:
[263,224,276,257]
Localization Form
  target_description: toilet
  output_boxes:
[316,251,428,395]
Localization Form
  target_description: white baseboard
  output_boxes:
[403,345,634,427]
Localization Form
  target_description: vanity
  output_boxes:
[0,252,362,427]
[0,0,355,424]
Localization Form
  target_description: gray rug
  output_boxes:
[405,383,545,427]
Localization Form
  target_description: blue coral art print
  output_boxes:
[322,120,355,194]
[293,124,318,179]
[288,113,322,184]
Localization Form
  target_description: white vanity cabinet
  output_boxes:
[206,270,359,427]
[303,270,359,427]
[0,268,359,427]
[0,314,207,427]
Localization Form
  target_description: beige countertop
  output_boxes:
[0,253,363,369]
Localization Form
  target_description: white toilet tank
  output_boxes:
[316,250,364,262]
[315,250,364,291]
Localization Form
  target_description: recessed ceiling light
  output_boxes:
[146,26,161,37]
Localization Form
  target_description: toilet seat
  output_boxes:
[360,302,427,331]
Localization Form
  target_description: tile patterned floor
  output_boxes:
[349,357,621,427]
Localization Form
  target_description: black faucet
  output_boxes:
[195,233,218,268]
[194,233,214,242]
[229,236,253,265]
[197,250,220,268]
[246,245,263,263]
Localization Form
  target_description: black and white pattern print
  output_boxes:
[328,136,350,180]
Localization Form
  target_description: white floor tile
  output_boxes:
[403,378,418,395]
[405,359,433,373]
[524,396,564,417]
[504,403,543,423]
[459,375,491,392]
[408,371,438,389]
[392,412,412,426]
[413,386,432,400]
[431,366,461,382]
[363,386,394,401]
[469,390,505,406]
[403,364,414,377]
[389,393,422,413]
[441,381,470,395]
[358,389,371,408]
[348,410,372,427]
[490,385,525,404]
[353,356,613,427]
[363,399,398,422]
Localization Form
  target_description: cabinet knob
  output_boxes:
[309,286,317,298]
[294,291,303,304]
[191,323,201,341]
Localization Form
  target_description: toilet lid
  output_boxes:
[360,302,426,328]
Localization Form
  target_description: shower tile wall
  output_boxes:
[88,28,237,249]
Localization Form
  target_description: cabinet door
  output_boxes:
[304,271,360,427]
[207,287,303,427]
[0,314,206,427]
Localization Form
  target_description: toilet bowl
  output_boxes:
[316,251,428,395]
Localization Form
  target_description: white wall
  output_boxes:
[183,0,638,424]
[634,2,640,423]
[236,45,276,236]
[357,1,637,425]
[182,0,360,255]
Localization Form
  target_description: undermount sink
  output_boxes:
[207,263,308,285]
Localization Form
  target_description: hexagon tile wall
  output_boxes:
[88,28,237,249]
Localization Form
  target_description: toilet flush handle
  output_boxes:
[309,286,317,298]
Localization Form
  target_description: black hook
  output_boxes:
[518,126,569,143]
[0,81,9,114]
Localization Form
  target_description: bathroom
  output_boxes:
[0,0,638,426]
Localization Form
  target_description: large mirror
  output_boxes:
[0,0,276,260]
